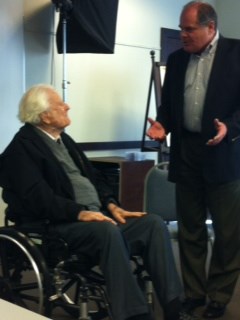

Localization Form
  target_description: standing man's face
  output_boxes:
[179,6,216,54]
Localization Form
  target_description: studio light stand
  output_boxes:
[52,0,73,102]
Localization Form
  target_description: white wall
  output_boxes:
[24,0,207,160]
[59,0,184,148]
[24,0,54,88]
[52,0,199,159]
[216,0,240,39]
[0,0,219,157]
[0,0,24,225]
[0,0,24,152]
[21,0,220,161]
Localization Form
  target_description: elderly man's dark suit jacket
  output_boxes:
[157,37,240,183]
[0,124,117,224]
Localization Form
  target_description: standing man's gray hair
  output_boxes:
[182,1,218,28]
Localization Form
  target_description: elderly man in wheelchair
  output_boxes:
[0,84,182,320]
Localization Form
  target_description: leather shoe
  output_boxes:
[202,301,226,318]
[126,313,153,320]
[179,313,200,320]
[181,298,206,313]
[164,297,182,320]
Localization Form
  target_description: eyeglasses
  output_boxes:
[179,26,202,34]
[179,20,213,34]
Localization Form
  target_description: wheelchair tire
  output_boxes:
[0,227,52,315]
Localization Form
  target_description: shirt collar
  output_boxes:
[208,30,219,54]
[191,30,219,59]
[35,126,61,142]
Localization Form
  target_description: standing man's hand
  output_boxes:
[206,118,227,146]
[146,118,167,141]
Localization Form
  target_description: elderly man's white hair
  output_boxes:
[18,84,58,124]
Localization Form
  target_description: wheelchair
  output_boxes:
[0,212,153,320]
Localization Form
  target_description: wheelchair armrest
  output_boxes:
[12,222,70,267]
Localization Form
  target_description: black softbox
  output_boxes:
[55,0,119,54]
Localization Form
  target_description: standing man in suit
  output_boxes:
[147,1,240,319]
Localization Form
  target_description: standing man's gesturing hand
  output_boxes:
[146,118,167,142]
[206,118,227,146]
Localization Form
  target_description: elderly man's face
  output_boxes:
[179,6,216,54]
[40,89,71,130]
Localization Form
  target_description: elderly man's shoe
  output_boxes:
[202,301,226,318]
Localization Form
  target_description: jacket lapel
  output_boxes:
[21,125,75,198]
[202,37,229,132]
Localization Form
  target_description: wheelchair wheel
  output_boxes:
[0,227,51,315]
[51,268,112,320]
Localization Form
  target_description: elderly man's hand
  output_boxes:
[108,203,147,224]
[78,211,117,225]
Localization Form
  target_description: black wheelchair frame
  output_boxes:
[0,220,153,320]
[0,222,114,320]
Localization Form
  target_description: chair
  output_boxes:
[0,220,113,320]
[0,212,153,319]
[143,162,214,245]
